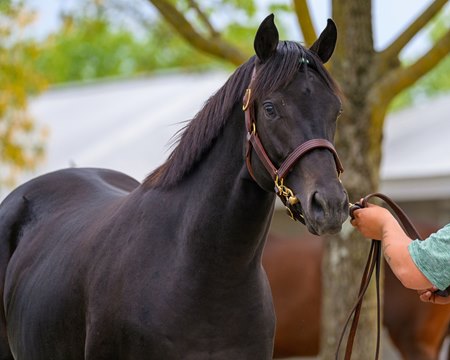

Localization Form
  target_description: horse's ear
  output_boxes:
[309,19,337,64]
[254,14,279,63]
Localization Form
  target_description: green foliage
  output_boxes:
[0,1,47,189]
[389,10,450,112]
[390,55,450,112]
[142,20,227,71]
[219,3,290,51]
[220,0,257,16]
[33,0,295,84]
[268,2,292,14]
[36,18,141,83]
[417,55,450,95]
[0,0,12,13]
[35,2,228,84]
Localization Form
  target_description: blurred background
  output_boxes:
[1,0,449,359]
[1,0,448,193]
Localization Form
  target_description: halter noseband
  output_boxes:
[242,67,344,223]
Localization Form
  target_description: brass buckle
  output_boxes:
[242,88,251,111]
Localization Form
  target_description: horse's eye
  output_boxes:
[263,103,276,118]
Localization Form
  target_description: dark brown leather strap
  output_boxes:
[246,125,343,182]
[277,138,344,179]
[337,192,422,359]
[245,111,278,179]
[335,240,380,360]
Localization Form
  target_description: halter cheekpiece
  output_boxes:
[242,66,344,223]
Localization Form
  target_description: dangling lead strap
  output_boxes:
[336,192,427,360]
[335,231,381,360]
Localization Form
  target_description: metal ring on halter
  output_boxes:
[242,89,251,111]
[349,202,363,220]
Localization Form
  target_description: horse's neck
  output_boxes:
[167,106,275,267]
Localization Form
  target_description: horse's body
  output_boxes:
[263,229,450,359]
[3,167,275,359]
[0,15,348,359]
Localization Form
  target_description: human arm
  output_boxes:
[351,204,433,290]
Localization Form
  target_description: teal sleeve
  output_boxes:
[408,223,450,290]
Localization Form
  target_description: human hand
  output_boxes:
[350,202,397,240]
[418,287,450,305]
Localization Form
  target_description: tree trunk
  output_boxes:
[320,0,383,358]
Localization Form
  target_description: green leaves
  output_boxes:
[34,4,227,84]
[389,10,450,112]
[36,17,142,83]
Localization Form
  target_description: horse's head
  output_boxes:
[244,14,348,235]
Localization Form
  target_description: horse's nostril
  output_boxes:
[311,191,327,216]
[311,191,348,218]
[305,190,348,235]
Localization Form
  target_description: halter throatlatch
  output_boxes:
[242,67,344,223]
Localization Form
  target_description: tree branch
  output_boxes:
[379,0,447,64]
[186,0,218,38]
[108,0,155,31]
[292,0,317,46]
[371,28,450,110]
[147,0,247,66]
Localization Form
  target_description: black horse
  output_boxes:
[0,15,348,359]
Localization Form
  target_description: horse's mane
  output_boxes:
[144,41,338,189]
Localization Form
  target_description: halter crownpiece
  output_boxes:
[242,66,344,223]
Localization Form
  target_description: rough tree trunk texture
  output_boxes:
[320,0,381,358]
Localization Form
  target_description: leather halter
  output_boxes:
[242,67,344,222]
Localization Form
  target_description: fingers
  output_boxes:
[419,287,450,305]
[349,199,374,222]
[349,200,365,222]
[350,209,360,226]
[349,204,366,225]
[419,290,434,303]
